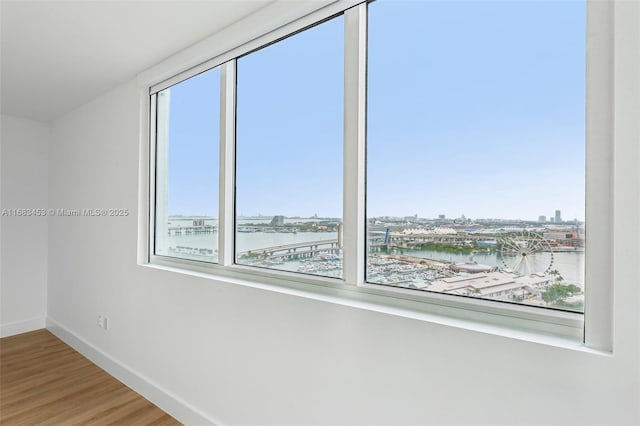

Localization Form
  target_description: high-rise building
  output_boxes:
[270,215,285,226]
[555,210,562,223]
[538,215,547,222]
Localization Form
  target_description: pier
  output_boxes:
[167,225,217,235]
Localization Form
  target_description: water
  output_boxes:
[162,229,338,253]
[158,219,340,268]
[160,225,584,287]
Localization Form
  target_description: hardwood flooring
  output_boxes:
[0,329,181,425]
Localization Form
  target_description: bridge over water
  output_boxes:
[237,239,340,261]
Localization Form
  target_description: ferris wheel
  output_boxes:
[498,231,554,276]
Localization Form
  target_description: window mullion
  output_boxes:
[153,91,170,260]
[219,60,237,266]
[584,0,614,352]
[146,93,158,263]
[343,3,367,286]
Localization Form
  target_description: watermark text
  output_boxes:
[1,208,130,217]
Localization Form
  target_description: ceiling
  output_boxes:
[0,0,272,122]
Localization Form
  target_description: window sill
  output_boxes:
[140,259,606,356]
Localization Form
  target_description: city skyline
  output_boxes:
[167,210,581,224]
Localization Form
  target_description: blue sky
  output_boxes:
[235,15,344,218]
[166,0,585,221]
[165,68,219,217]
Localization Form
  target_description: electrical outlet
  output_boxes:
[97,315,109,331]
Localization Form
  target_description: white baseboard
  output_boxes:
[0,316,45,337]
[46,317,219,426]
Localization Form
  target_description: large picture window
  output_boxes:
[146,0,612,343]
[366,0,586,312]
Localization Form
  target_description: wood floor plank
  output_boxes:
[1,370,123,421]
[50,387,144,425]
[1,364,105,405]
[0,369,111,418]
[0,329,181,425]
[1,351,89,385]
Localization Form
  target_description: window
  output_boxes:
[235,16,344,278]
[144,0,616,345]
[366,0,586,313]
[153,67,221,263]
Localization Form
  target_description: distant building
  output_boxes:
[555,210,562,223]
[404,215,417,223]
[270,215,285,226]
[193,219,205,226]
[538,215,547,223]
[438,214,445,219]
[544,231,577,241]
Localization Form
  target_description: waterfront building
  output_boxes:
[270,215,285,226]
[425,271,552,300]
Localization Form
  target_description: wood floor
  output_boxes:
[0,329,181,425]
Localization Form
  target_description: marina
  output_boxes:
[157,216,585,311]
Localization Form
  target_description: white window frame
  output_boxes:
[137,0,616,352]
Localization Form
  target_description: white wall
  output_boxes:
[46,7,640,426]
[0,115,49,337]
